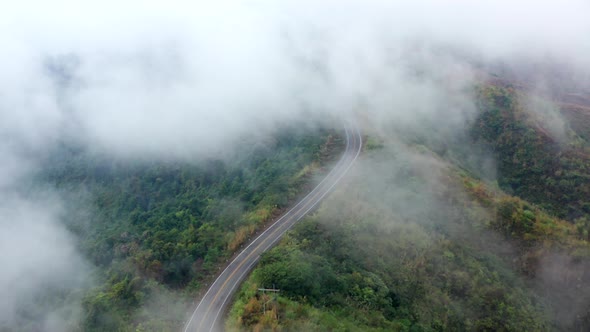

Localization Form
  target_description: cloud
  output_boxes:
[0,0,588,159]
[0,0,589,329]
[0,194,91,331]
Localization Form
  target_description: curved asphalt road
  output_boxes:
[183,122,362,332]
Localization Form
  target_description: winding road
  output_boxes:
[183,123,362,332]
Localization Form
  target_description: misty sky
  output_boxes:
[1,0,589,330]
[2,0,589,159]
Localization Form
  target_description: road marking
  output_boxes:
[198,162,341,331]
[185,124,362,332]
[209,129,362,332]
[199,125,361,331]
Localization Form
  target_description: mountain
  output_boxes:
[17,126,341,331]
[227,80,590,331]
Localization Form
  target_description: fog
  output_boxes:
[1,0,589,330]
[0,194,91,331]
[3,0,589,158]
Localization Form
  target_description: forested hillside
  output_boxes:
[473,85,590,221]
[228,84,590,331]
[24,127,342,331]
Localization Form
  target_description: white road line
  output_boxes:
[183,123,362,332]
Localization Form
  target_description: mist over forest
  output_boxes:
[1,1,590,331]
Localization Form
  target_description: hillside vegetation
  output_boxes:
[26,127,342,331]
[473,85,590,221]
[228,84,590,331]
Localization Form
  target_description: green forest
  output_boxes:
[227,84,590,331]
[15,82,590,332]
[25,126,342,331]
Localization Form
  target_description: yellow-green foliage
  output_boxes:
[245,207,273,225]
[474,84,590,221]
[458,172,585,247]
[365,136,385,151]
[230,132,590,331]
[227,224,257,252]
[39,128,340,331]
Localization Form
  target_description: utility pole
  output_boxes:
[258,285,280,315]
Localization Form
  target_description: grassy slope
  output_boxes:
[30,127,342,331]
[227,85,590,331]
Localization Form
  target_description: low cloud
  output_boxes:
[1,0,589,329]
[0,195,91,331]
[1,0,589,160]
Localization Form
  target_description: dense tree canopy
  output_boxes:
[228,84,590,331]
[28,126,341,331]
